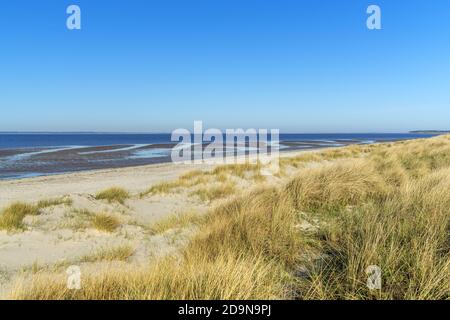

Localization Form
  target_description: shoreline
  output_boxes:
[0,134,436,181]
[0,147,313,207]
[1,135,448,299]
[0,135,432,206]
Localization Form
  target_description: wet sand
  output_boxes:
[0,139,375,180]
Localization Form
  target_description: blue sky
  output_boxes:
[0,0,449,133]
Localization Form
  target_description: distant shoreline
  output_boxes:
[0,133,439,180]
[410,130,450,134]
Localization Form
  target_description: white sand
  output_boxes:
[0,161,220,296]
[0,162,216,207]
[0,151,308,297]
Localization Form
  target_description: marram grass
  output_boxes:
[95,187,130,204]
[9,135,450,300]
[0,197,72,231]
[91,213,121,232]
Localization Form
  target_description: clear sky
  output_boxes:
[0,0,449,133]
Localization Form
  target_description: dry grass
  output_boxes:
[11,254,285,300]
[0,203,39,231]
[8,135,450,300]
[95,187,130,204]
[0,197,72,231]
[212,162,261,178]
[285,159,388,213]
[141,170,229,198]
[190,182,237,202]
[296,171,450,299]
[141,164,263,198]
[147,211,204,235]
[188,187,302,268]
[36,197,72,209]
[91,213,121,232]
[10,186,299,300]
[81,245,135,263]
[140,181,183,197]
[292,137,450,299]
[179,170,205,180]
[59,209,123,232]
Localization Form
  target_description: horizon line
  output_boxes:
[0,131,445,135]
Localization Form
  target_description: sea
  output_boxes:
[0,133,437,180]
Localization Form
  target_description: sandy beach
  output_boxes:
[0,161,213,207]
[0,160,209,294]
[0,136,449,299]
[0,149,305,297]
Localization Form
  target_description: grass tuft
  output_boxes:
[140,181,183,197]
[212,162,261,178]
[190,182,236,202]
[95,187,130,204]
[36,197,72,209]
[0,203,39,231]
[0,197,72,231]
[81,245,135,263]
[91,213,121,232]
[11,254,286,300]
[147,211,204,235]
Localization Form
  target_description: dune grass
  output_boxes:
[285,159,388,213]
[212,162,262,178]
[0,197,72,231]
[91,213,121,232]
[60,209,122,232]
[295,170,450,299]
[10,186,300,299]
[140,181,183,197]
[141,164,263,198]
[289,137,450,299]
[147,211,204,235]
[0,203,39,231]
[179,170,205,181]
[36,197,72,209]
[9,135,450,300]
[141,171,226,198]
[80,245,135,263]
[190,182,237,202]
[11,254,285,300]
[95,187,130,204]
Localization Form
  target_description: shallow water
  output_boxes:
[0,133,437,180]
